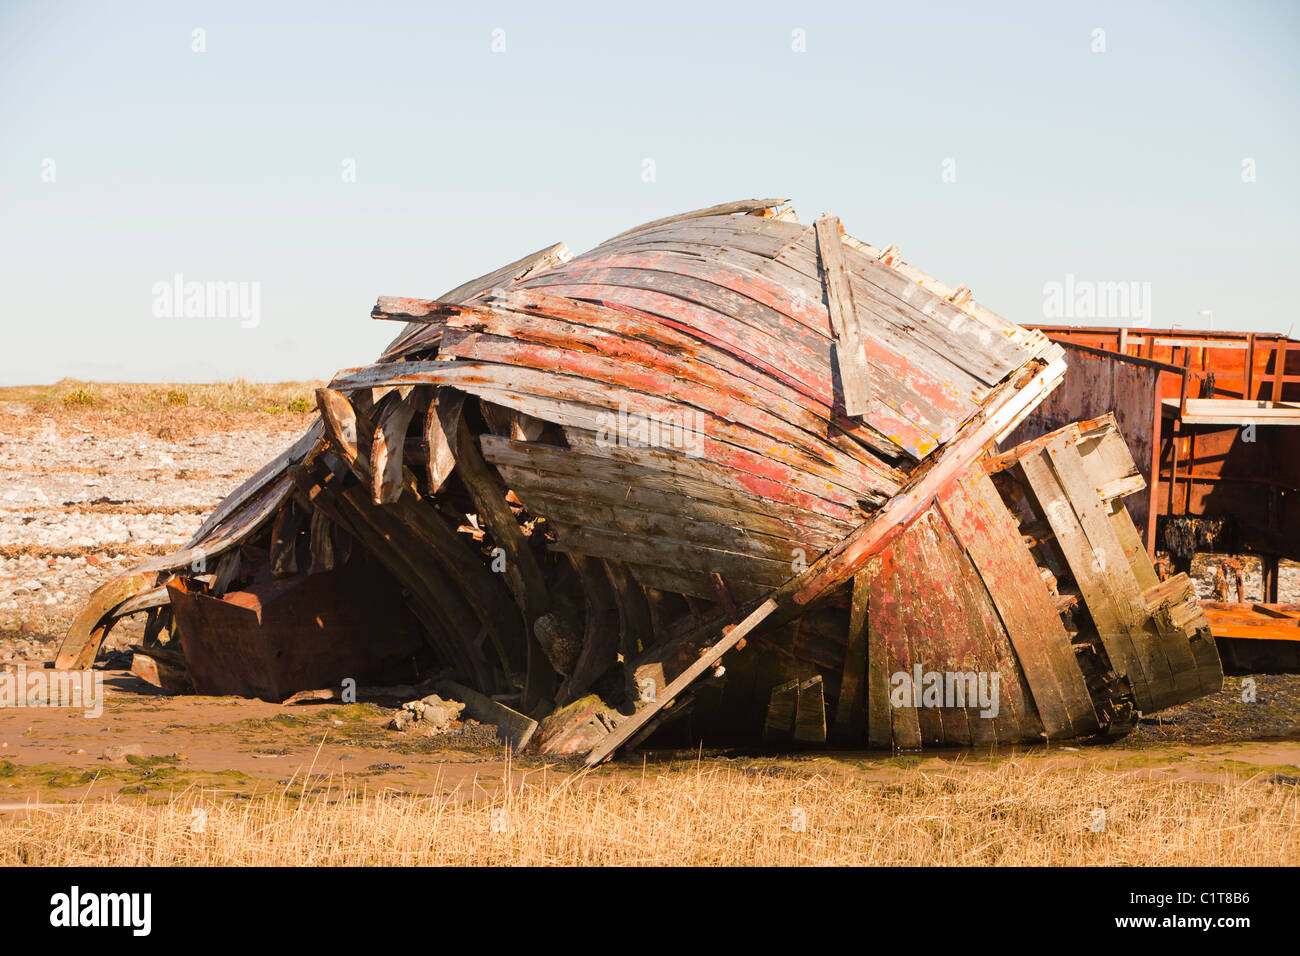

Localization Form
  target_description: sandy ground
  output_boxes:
[0,396,1298,807]
[0,402,307,655]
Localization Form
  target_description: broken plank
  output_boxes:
[939,467,1098,738]
[370,394,415,504]
[424,387,465,493]
[815,214,872,417]
[434,678,538,751]
[1043,438,1199,705]
[603,200,792,242]
[831,569,870,742]
[454,416,556,706]
[269,502,306,577]
[584,598,779,765]
[793,674,827,743]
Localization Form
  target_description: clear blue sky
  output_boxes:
[2,0,1297,385]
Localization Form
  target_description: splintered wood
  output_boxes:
[58,200,1222,762]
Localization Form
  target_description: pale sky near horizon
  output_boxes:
[1,0,1297,386]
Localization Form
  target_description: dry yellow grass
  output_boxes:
[3,760,1297,866]
[0,378,323,415]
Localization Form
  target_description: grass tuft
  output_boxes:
[4,378,323,415]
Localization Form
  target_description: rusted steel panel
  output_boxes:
[1030,326,1299,404]
[167,551,434,702]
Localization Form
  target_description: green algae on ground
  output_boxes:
[0,759,261,801]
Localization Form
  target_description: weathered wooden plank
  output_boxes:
[454,417,556,706]
[907,517,992,744]
[763,678,800,743]
[815,215,872,417]
[316,387,362,466]
[831,570,870,742]
[593,216,806,259]
[487,433,850,541]
[424,387,464,493]
[382,241,571,359]
[837,238,1030,380]
[517,277,942,457]
[911,514,977,744]
[604,199,790,241]
[603,559,654,660]
[1105,496,1160,593]
[918,514,1013,746]
[939,467,1098,738]
[838,232,1050,357]
[509,487,819,564]
[518,267,849,402]
[55,571,156,670]
[861,556,893,748]
[439,329,897,494]
[791,355,1069,605]
[766,234,1026,387]
[1042,438,1200,705]
[440,306,904,486]
[371,297,479,324]
[328,359,878,518]
[1016,447,1161,711]
[486,387,872,522]
[307,509,335,575]
[707,242,990,411]
[793,675,828,743]
[269,502,305,577]
[490,288,905,465]
[1076,416,1143,492]
[624,562,767,604]
[492,461,843,551]
[435,678,538,751]
[519,273,953,459]
[558,554,623,705]
[556,430,859,534]
[444,242,572,304]
[548,524,794,587]
[533,250,979,427]
[370,394,414,504]
[584,597,779,766]
[872,544,921,748]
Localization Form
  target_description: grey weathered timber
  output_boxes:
[814,214,872,417]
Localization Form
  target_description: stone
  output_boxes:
[103,743,144,761]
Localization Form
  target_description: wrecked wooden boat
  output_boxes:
[57,199,1222,759]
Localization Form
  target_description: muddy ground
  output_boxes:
[1,395,1298,806]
